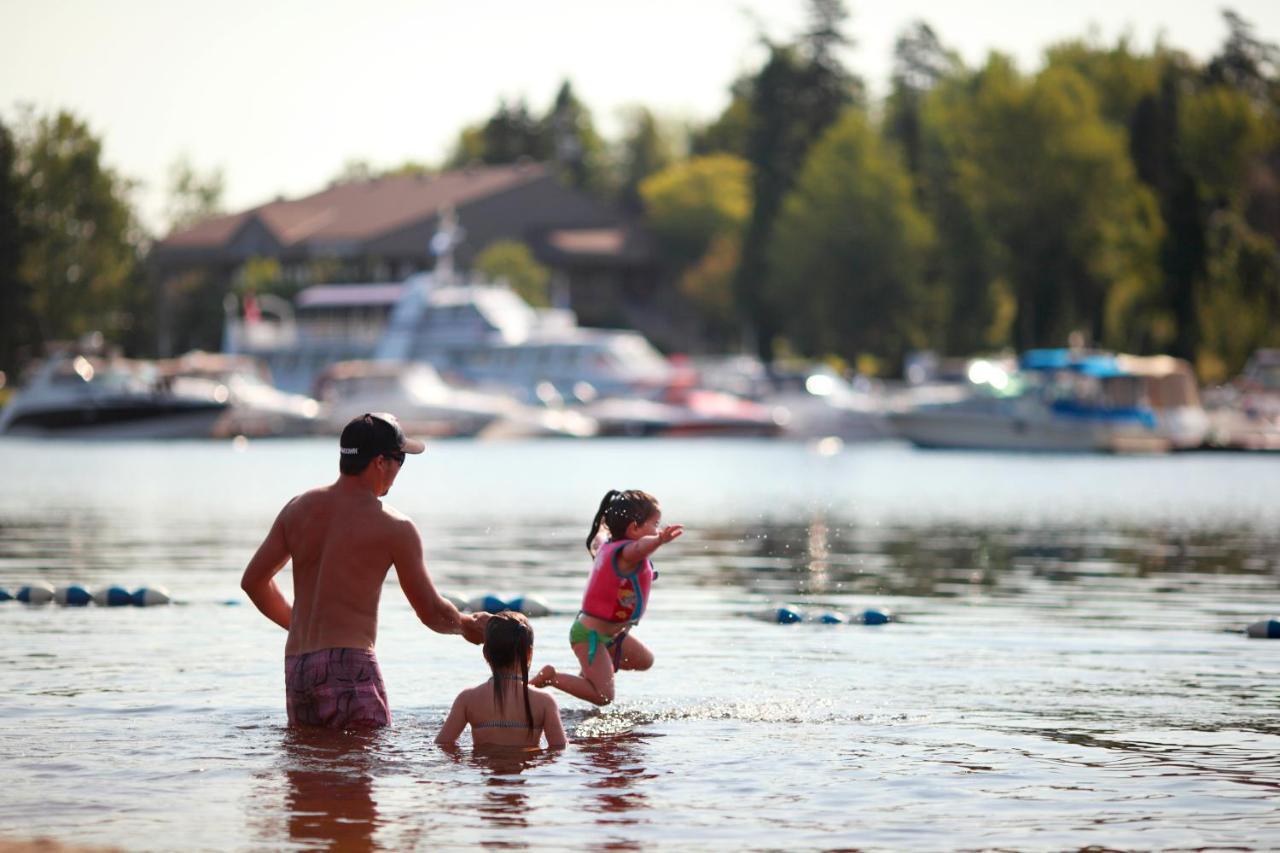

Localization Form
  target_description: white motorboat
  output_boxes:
[763,365,892,441]
[889,350,1202,453]
[313,360,596,439]
[158,351,321,438]
[0,350,229,439]
[1203,349,1280,450]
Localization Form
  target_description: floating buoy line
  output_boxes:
[1,582,171,607]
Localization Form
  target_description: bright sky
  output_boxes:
[4,0,1279,235]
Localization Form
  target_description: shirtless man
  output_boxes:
[240,411,487,728]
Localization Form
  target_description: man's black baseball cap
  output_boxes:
[339,412,426,460]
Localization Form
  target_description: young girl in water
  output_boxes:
[436,611,567,749]
[532,489,683,706]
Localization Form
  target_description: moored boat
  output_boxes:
[888,349,1204,453]
[0,349,228,440]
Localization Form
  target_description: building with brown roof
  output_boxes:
[148,162,680,355]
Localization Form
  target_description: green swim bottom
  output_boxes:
[570,619,628,669]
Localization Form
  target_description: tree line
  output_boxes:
[2,3,1277,384]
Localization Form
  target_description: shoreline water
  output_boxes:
[2,439,1278,850]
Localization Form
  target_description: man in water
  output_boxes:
[241,411,487,728]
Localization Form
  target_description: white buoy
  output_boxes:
[17,581,55,604]
[509,594,551,617]
[131,586,171,606]
[442,591,469,611]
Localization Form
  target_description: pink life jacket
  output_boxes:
[580,539,654,624]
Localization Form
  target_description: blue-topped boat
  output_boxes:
[888,349,1207,452]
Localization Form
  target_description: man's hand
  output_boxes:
[461,611,490,644]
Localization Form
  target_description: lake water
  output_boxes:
[1,437,1278,851]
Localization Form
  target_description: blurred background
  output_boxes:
[1,0,1279,451]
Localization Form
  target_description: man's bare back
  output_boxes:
[241,412,486,728]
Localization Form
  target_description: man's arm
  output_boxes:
[391,519,487,644]
[240,506,293,630]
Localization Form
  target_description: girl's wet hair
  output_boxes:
[484,611,535,730]
[586,489,660,554]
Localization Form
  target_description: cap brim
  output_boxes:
[402,436,426,454]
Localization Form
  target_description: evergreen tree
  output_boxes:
[734,0,860,358]
[0,117,33,378]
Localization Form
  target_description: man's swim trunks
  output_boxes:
[285,647,391,728]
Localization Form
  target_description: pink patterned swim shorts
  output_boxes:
[285,647,391,729]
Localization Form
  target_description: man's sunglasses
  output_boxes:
[383,450,406,465]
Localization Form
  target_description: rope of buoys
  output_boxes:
[444,593,552,617]
[1,582,171,607]
[751,605,892,625]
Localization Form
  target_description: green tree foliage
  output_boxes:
[614,106,679,211]
[736,1,861,358]
[767,109,932,367]
[443,82,607,192]
[1195,209,1280,382]
[163,155,224,235]
[544,81,609,193]
[473,240,552,307]
[639,154,751,267]
[0,117,33,379]
[689,79,753,158]
[10,108,146,354]
[639,155,752,346]
[924,57,1164,351]
[884,21,959,181]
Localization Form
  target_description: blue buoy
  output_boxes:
[93,585,134,607]
[861,608,891,626]
[0,588,11,602]
[467,594,512,614]
[17,582,55,604]
[775,606,804,624]
[817,611,847,624]
[55,584,93,606]
[131,587,171,607]
[1246,618,1280,639]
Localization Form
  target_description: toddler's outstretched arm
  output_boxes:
[620,523,683,568]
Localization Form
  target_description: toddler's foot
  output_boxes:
[530,664,557,688]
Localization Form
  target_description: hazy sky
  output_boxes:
[4,0,1279,234]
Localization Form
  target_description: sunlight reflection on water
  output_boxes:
[0,438,1278,849]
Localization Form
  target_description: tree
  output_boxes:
[923,57,1165,351]
[11,108,145,352]
[640,154,753,346]
[1195,209,1280,381]
[473,240,552,307]
[614,106,678,211]
[767,109,933,368]
[689,78,754,158]
[163,155,224,234]
[0,117,33,378]
[884,21,960,181]
[542,81,609,193]
[1205,9,1280,107]
[639,154,752,267]
[735,0,861,358]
